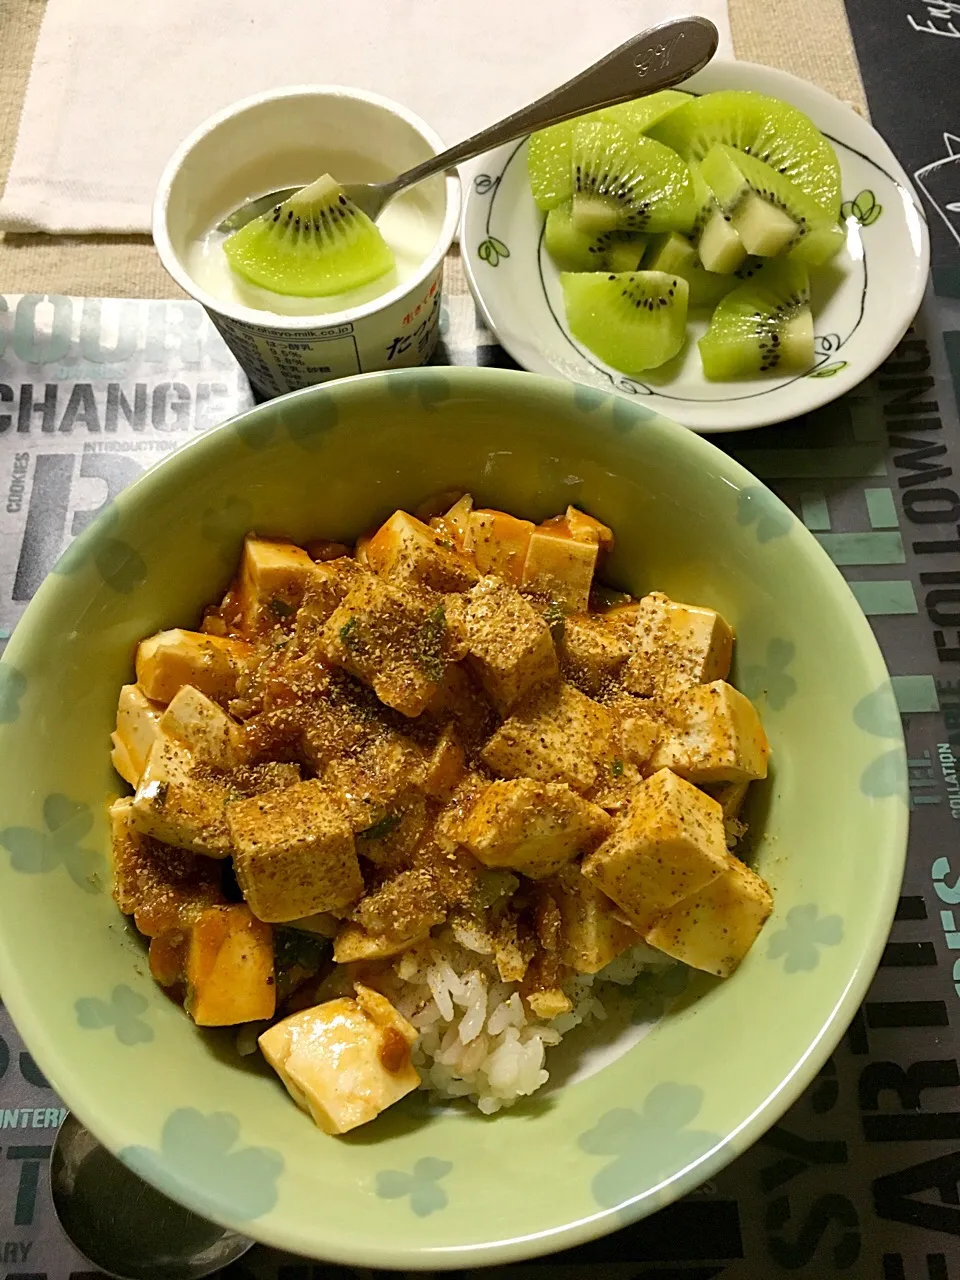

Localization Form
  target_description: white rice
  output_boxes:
[376,928,671,1114]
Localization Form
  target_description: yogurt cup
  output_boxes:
[153,86,461,398]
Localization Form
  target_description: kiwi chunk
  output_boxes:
[698,260,814,379]
[643,232,736,308]
[222,174,395,297]
[545,202,647,272]
[526,91,690,213]
[571,122,696,235]
[690,164,746,274]
[597,90,692,133]
[649,89,842,215]
[700,144,844,265]
[561,270,689,373]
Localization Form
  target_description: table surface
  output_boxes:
[0,0,868,299]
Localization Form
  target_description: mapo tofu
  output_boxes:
[108,499,772,1134]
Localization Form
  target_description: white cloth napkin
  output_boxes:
[0,0,732,235]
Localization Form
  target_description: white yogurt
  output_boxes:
[184,178,443,318]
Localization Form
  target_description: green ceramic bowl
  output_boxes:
[0,368,906,1269]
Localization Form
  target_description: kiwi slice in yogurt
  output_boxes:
[223,174,395,297]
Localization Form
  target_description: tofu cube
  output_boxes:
[453,778,611,878]
[711,780,750,821]
[304,539,353,562]
[322,731,425,831]
[136,629,252,704]
[464,510,534,585]
[148,930,190,989]
[111,684,164,786]
[423,664,497,755]
[587,758,643,814]
[284,912,340,938]
[354,864,448,939]
[597,602,643,648]
[558,613,631,695]
[521,529,598,613]
[129,732,233,857]
[333,921,431,963]
[582,769,728,933]
[184,904,276,1025]
[624,593,734,696]
[109,797,223,935]
[616,699,662,767]
[431,493,474,550]
[319,572,467,717]
[159,685,242,768]
[645,854,773,977]
[418,724,465,799]
[258,985,420,1133]
[366,510,479,592]
[293,558,363,650]
[482,681,615,793]
[226,779,362,922]
[560,506,614,550]
[464,576,558,712]
[650,681,769,783]
[552,863,641,974]
[237,536,322,635]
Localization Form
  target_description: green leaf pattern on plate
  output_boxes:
[76,984,153,1045]
[767,904,843,972]
[0,663,26,723]
[853,682,907,801]
[807,360,849,378]
[237,393,338,452]
[385,370,451,410]
[201,497,255,565]
[478,237,510,267]
[376,1157,452,1217]
[120,1109,284,1222]
[53,504,147,594]
[736,487,794,543]
[579,1084,721,1210]
[629,964,691,1024]
[739,638,798,711]
[0,794,101,893]
[840,189,882,226]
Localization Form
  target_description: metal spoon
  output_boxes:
[50,1113,253,1280]
[216,15,718,233]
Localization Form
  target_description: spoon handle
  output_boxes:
[382,16,718,199]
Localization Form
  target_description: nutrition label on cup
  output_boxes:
[205,264,446,398]
[210,314,363,394]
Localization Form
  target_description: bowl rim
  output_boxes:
[459,59,931,434]
[0,367,909,1267]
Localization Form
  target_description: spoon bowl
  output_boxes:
[51,1114,254,1280]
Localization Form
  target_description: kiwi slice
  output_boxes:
[597,90,692,132]
[649,89,842,215]
[698,260,814,379]
[561,270,690,373]
[545,202,648,272]
[643,231,741,309]
[526,91,690,213]
[571,122,696,235]
[700,144,844,265]
[690,164,746,274]
[222,174,395,297]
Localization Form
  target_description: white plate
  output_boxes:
[461,60,930,433]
